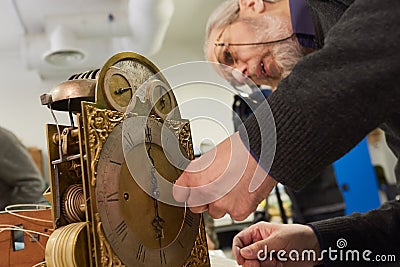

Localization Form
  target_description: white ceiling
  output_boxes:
[0,0,229,158]
[0,0,223,79]
[1,0,124,50]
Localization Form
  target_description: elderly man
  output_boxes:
[221,0,346,225]
[174,0,400,266]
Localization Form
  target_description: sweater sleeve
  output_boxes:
[309,200,400,266]
[0,128,45,207]
[239,0,400,190]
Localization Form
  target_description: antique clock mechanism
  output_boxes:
[41,52,210,267]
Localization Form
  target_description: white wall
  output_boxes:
[0,51,73,182]
[0,51,60,144]
[150,45,235,156]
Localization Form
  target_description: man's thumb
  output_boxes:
[172,173,190,202]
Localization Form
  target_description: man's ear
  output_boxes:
[239,0,266,14]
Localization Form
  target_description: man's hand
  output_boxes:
[173,132,277,221]
[233,222,321,267]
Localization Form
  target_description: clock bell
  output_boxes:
[40,52,210,267]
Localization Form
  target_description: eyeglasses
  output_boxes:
[213,24,295,88]
[214,26,295,68]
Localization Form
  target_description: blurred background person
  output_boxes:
[0,126,46,210]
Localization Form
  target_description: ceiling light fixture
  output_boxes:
[43,26,86,67]
[44,49,86,67]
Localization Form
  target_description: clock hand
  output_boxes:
[156,85,166,110]
[151,165,165,241]
[160,96,166,109]
[146,126,159,199]
[114,87,132,95]
[145,126,165,241]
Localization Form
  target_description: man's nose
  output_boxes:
[232,63,249,84]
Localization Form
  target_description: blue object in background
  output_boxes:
[333,138,381,215]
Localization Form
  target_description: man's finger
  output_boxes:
[240,239,269,260]
[189,205,208,214]
[172,175,190,203]
[242,259,262,267]
[233,236,246,265]
[233,223,263,248]
[207,205,227,219]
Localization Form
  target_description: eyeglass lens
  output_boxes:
[217,46,236,67]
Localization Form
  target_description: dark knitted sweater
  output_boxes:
[239,0,400,265]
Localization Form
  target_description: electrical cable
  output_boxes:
[3,204,52,223]
[0,225,49,251]
[0,205,53,264]
[31,261,46,267]
[0,225,50,238]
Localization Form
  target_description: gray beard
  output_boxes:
[249,15,305,79]
[272,40,304,79]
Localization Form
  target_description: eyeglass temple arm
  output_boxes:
[214,33,295,47]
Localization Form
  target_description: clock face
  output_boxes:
[148,79,176,120]
[96,121,200,267]
[98,52,160,113]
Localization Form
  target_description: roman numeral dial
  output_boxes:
[95,73,203,266]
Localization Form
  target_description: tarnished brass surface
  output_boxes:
[184,218,211,267]
[42,79,96,112]
[95,117,200,266]
[45,222,89,267]
[96,52,162,112]
[43,52,210,267]
[87,104,209,266]
[81,103,124,266]
[45,124,82,227]
[62,184,85,223]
